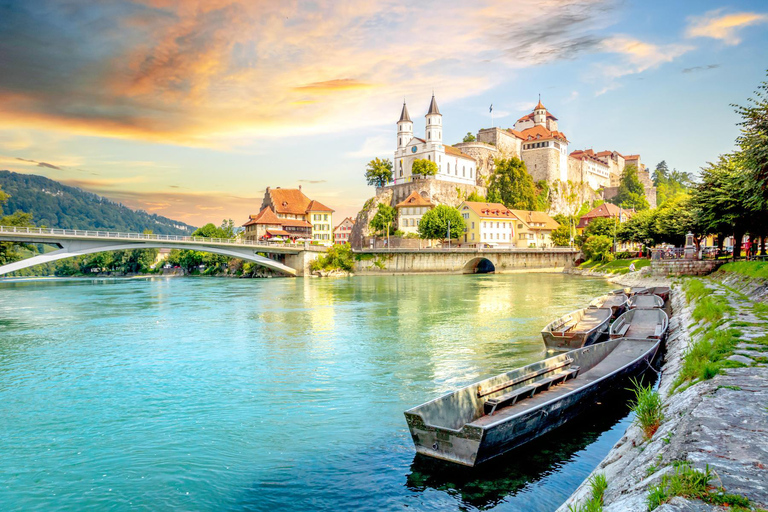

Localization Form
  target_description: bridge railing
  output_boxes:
[0,225,302,249]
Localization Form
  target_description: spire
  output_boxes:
[535,94,545,111]
[427,93,441,116]
[398,101,411,123]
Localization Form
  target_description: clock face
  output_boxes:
[411,146,417,153]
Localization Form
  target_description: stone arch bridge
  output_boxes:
[0,226,326,277]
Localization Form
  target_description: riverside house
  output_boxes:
[458,201,516,247]
[243,187,335,244]
[333,217,355,244]
[396,191,434,235]
[509,210,560,248]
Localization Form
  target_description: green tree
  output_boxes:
[487,157,537,210]
[365,158,393,187]
[550,224,571,246]
[535,180,550,211]
[0,186,35,264]
[369,203,396,235]
[654,194,702,247]
[463,132,476,142]
[652,160,670,186]
[582,235,613,262]
[734,70,768,211]
[618,209,659,246]
[418,205,466,240]
[310,243,354,272]
[609,164,649,210]
[582,217,617,239]
[412,158,438,177]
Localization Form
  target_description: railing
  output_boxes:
[353,246,578,253]
[0,225,303,249]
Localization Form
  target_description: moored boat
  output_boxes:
[637,286,671,304]
[541,307,611,351]
[404,337,662,467]
[588,293,629,318]
[612,286,648,297]
[609,308,668,340]
[628,294,664,309]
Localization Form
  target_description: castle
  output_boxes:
[386,95,656,210]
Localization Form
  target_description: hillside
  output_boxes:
[0,171,195,235]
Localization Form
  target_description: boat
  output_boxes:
[609,308,668,340]
[588,293,629,319]
[611,286,648,296]
[628,294,664,309]
[540,307,611,351]
[404,337,662,467]
[636,286,671,304]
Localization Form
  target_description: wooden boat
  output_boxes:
[404,337,662,467]
[636,286,671,304]
[588,293,629,319]
[609,308,668,340]
[540,307,611,351]
[628,294,664,309]
[612,286,648,297]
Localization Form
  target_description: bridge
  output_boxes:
[0,226,325,277]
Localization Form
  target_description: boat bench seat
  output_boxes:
[483,366,581,416]
[477,358,573,398]
[614,322,629,337]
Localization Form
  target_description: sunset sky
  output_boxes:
[1,0,766,226]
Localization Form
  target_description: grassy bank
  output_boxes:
[717,261,768,279]
[578,258,650,275]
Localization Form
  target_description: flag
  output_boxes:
[489,104,493,113]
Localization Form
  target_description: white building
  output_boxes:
[395,191,434,235]
[392,95,476,186]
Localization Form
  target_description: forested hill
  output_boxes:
[0,171,196,235]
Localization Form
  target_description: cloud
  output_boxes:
[0,0,616,145]
[36,161,61,170]
[344,135,391,158]
[682,64,719,74]
[686,10,768,45]
[298,179,327,184]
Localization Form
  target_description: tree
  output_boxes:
[0,186,35,265]
[310,243,354,272]
[652,160,670,186]
[463,132,476,143]
[365,158,393,187]
[609,164,649,210]
[412,158,438,177]
[369,203,396,235]
[487,157,537,210]
[535,180,550,211]
[550,224,571,246]
[618,209,659,246]
[733,70,768,211]
[654,194,702,247]
[418,205,466,240]
[466,191,486,202]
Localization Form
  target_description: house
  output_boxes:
[458,201,516,247]
[333,217,355,244]
[576,203,633,234]
[243,186,335,244]
[508,210,560,248]
[395,191,434,235]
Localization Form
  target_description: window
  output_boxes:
[428,132,431,140]
[447,163,450,173]
[471,233,475,240]
[324,214,328,221]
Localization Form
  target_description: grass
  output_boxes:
[568,473,608,512]
[691,295,732,323]
[647,462,755,511]
[628,378,664,439]
[718,261,768,279]
[578,258,650,275]
[683,278,709,303]
[672,328,742,392]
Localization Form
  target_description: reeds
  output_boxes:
[628,378,663,439]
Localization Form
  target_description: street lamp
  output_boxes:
[447,220,451,250]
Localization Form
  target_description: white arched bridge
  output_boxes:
[0,226,325,277]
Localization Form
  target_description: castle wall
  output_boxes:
[453,142,499,186]
[521,147,561,183]
[476,128,521,158]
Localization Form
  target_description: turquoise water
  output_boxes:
[0,274,625,511]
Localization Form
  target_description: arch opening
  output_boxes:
[463,257,496,274]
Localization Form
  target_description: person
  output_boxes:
[629,262,636,272]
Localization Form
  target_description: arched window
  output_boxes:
[427,155,431,161]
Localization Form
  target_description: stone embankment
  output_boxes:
[558,271,768,511]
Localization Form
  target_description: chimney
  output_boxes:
[299,185,302,191]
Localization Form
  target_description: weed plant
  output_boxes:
[628,378,663,439]
[683,278,708,303]
[568,473,608,512]
[647,462,754,511]
[672,329,742,392]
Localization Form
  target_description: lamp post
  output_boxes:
[447,220,451,250]
[386,221,391,251]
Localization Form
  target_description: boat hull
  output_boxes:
[540,308,611,351]
[405,338,661,467]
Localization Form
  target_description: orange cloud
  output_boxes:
[292,79,374,93]
[686,10,768,45]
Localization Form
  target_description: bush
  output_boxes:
[582,235,613,262]
[628,378,663,439]
[310,243,354,272]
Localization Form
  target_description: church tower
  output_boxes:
[425,94,442,143]
[533,97,546,126]
[397,101,413,149]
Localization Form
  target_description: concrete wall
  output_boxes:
[651,259,724,276]
[352,249,578,274]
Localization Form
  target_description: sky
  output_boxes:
[0,0,767,227]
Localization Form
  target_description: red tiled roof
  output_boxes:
[334,217,355,231]
[515,111,558,123]
[444,145,475,161]
[461,201,515,219]
[396,191,434,208]
[519,125,568,143]
[624,154,640,160]
[535,99,546,110]
[243,206,281,226]
[306,199,334,212]
[576,203,634,228]
[506,128,525,139]
[268,188,312,215]
[266,229,291,237]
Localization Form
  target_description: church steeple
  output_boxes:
[533,95,546,126]
[397,100,413,149]
[425,93,442,143]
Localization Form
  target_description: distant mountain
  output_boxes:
[0,170,196,235]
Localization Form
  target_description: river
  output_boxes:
[0,273,629,511]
